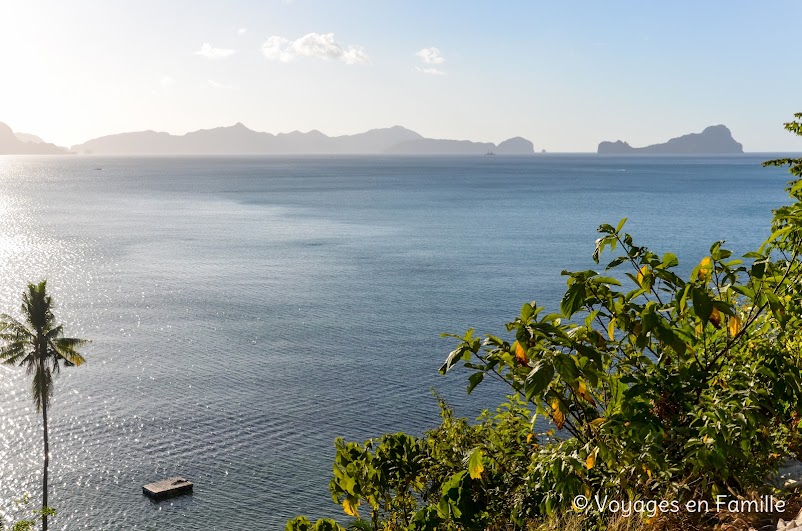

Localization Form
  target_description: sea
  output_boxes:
[0,154,794,530]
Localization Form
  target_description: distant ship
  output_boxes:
[484,151,496,156]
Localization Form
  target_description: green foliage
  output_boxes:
[442,220,802,504]
[0,495,56,531]
[293,396,538,530]
[438,114,802,512]
[291,114,802,529]
[285,516,347,531]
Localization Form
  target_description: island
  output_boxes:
[0,121,70,154]
[597,125,743,154]
[70,123,537,155]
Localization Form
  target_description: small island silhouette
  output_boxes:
[598,125,743,154]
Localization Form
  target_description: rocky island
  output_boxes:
[598,125,743,154]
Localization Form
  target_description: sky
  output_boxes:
[0,1,800,152]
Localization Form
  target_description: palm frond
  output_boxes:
[45,324,64,340]
[0,340,33,366]
[0,314,35,340]
[50,337,89,367]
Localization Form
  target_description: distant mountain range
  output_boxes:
[68,123,536,155]
[0,121,68,154]
[0,119,748,156]
[598,125,743,154]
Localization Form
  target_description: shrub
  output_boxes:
[290,115,802,529]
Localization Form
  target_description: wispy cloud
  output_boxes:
[196,42,236,59]
[414,47,446,75]
[414,66,446,76]
[262,32,370,65]
[208,79,238,90]
[237,28,247,36]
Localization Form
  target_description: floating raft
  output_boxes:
[142,477,193,500]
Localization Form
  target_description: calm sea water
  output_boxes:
[0,154,793,529]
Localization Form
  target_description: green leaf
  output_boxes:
[606,256,628,270]
[751,261,767,278]
[560,282,586,318]
[553,353,579,384]
[692,288,714,323]
[764,290,785,321]
[525,361,554,400]
[440,345,470,374]
[616,217,628,232]
[661,252,679,268]
[594,276,622,286]
[467,372,484,394]
[598,223,615,234]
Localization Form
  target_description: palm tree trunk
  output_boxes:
[42,398,49,531]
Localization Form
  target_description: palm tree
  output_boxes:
[0,281,87,531]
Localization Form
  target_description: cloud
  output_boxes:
[160,76,175,88]
[237,28,247,36]
[416,47,445,65]
[262,33,370,65]
[414,66,446,76]
[415,47,446,75]
[196,43,236,59]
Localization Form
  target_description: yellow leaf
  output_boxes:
[643,465,652,479]
[468,449,485,479]
[526,433,533,443]
[729,315,741,336]
[710,307,721,329]
[577,381,596,406]
[607,319,615,341]
[637,265,649,286]
[698,256,713,279]
[343,497,360,517]
[590,417,605,428]
[550,398,565,430]
[585,450,596,470]
[514,341,528,365]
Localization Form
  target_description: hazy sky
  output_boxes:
[1,1,800,151]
